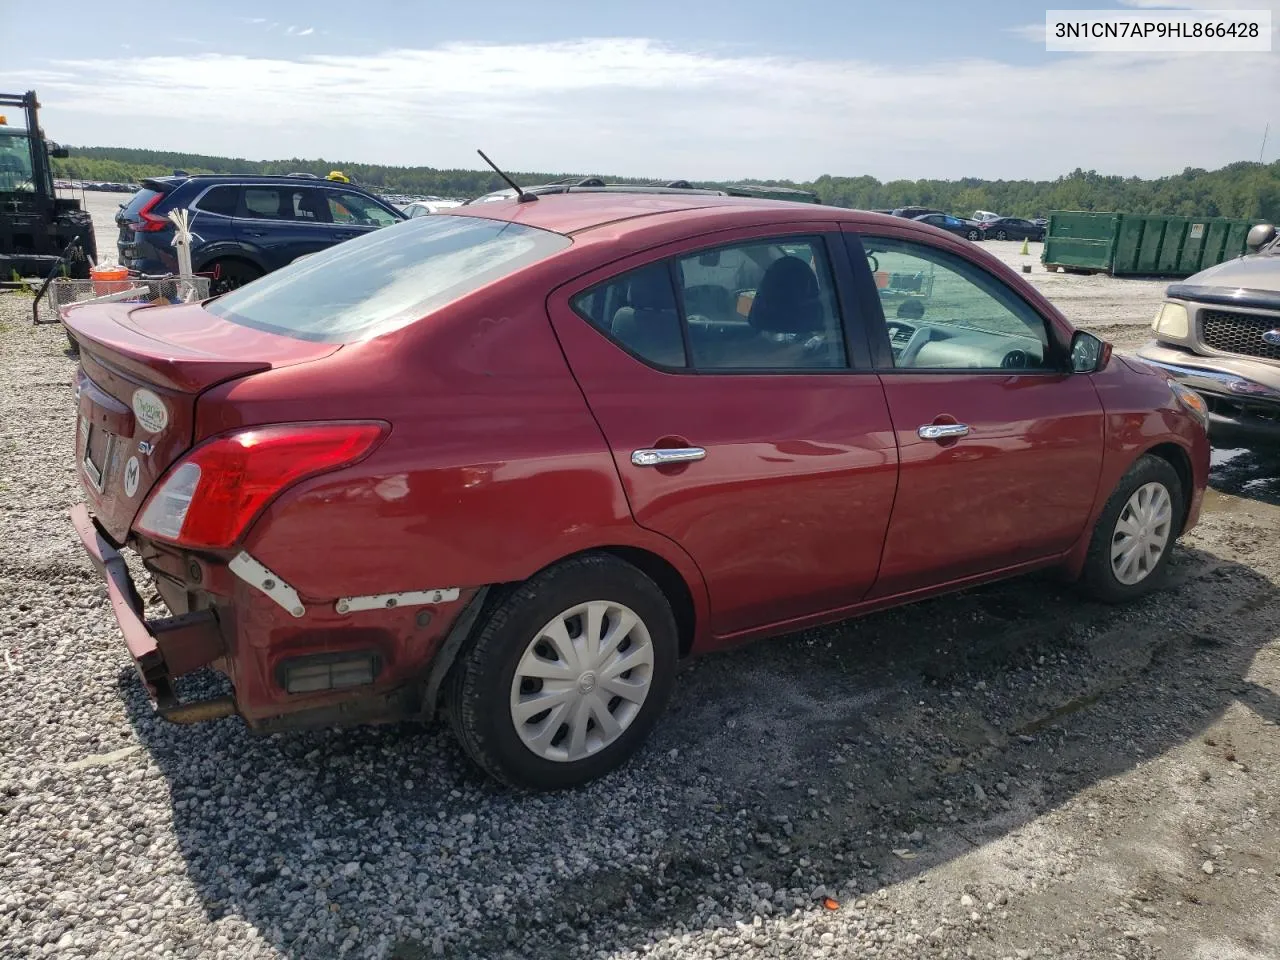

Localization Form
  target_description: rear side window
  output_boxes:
[205,215,570,343]
[572,264,686,368]
[193,185,239,217]
[243,187,286,219]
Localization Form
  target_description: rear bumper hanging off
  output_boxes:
[70,503,236,723]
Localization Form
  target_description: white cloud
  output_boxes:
[5,36,1278,180]
[298,27,314,37]
[1006,23,1046,42]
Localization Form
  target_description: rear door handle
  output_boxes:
[333,232,356,240]
[631,447,707,467]
[917,423,970,440]
[243,229,267,237]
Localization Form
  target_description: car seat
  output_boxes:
[610,270,685,367]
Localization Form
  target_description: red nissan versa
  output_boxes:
[66,193,1210,789]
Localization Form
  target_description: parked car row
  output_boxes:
[909,212,1046,242]
[67,185,1210,789]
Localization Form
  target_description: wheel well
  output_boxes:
[1145,442,1194,530]
[596,546,698,657]
[200,254,262,275]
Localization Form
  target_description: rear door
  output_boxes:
[234,185,336,270]
[845,226,1105,596]
[547,224,899,639]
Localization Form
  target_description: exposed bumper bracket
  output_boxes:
[335,587,460,615]
[229,551,305,618]
[71,503,235,723]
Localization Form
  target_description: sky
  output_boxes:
[0,0,1276,182]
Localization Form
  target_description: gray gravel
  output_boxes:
[2,246,1279,960]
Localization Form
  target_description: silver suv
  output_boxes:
[1138,223,1280,443]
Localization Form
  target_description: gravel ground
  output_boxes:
[2,225,1279,960]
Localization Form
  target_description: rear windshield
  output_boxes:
[204,215,571,343]
[121,188,165,219]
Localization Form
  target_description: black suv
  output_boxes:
[116,175,405,293]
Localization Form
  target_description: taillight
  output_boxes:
[134,193,170,232]
[135,421,388,549]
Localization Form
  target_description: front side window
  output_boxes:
[327,191,399,227]
[0,131,35,192]
[862,236,1053,371]
[206,215,570,342]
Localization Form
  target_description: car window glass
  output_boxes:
[676,238,847,369]
[572,263,686,368]
[862,237,1051,371]
[242,187,287,219]
[206,216,569,343]
[194,185,239,217]
[287,188,328,222]
[327,191,399,227]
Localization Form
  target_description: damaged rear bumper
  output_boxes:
[70,503,236,724]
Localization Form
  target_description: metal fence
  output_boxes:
[37,276,210,324]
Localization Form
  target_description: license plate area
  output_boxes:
[81,415,116,493]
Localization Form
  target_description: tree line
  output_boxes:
[53,147,1280,221]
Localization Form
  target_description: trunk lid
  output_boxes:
[65,300,339,542]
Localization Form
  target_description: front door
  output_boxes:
[848,229,1105,597]
[547,227,899,639]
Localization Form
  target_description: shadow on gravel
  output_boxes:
[119,542,1280,960]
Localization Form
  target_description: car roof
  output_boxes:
[147,174,383,193]
[444,191,900,237]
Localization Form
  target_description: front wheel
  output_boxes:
[966,230,980,240]
[996,230,1008,240]
[1080,454,1184,603]
[448,554,679,789]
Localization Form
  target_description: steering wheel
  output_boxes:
[866,253,880,273]
[1000,349,1031,369]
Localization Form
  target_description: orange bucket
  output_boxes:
[90,265,131,297]
[873,271,890,290]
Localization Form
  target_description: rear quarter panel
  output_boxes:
[205,278,709,628]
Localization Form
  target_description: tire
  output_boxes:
[207,258,262,296]
[1080,454,1184,603]
[996,230,1008,241]
[447,553,679,789]
[966,230,980,241]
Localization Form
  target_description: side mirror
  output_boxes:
[48,142,69,159]
[1246,223,1276,253]
[1070,330,1112,373]
[698,251,720,267]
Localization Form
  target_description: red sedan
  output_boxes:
[66,193,1210,789]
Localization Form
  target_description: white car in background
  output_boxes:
[401,198,466,218]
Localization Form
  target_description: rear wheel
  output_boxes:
[996,230,1008,240]
[448,554,678,789]
[1080,454,1184,603]
[966,229,980,240]
[207,258,262,296]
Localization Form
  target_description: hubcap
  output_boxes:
[510,600,654,763]
[1111,481,1173,585]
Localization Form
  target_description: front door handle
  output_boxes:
[917,423,970,441]
[631,447,707,467]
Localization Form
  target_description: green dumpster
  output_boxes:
[1041,212,1117,273]
[1042,211,1265,277]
